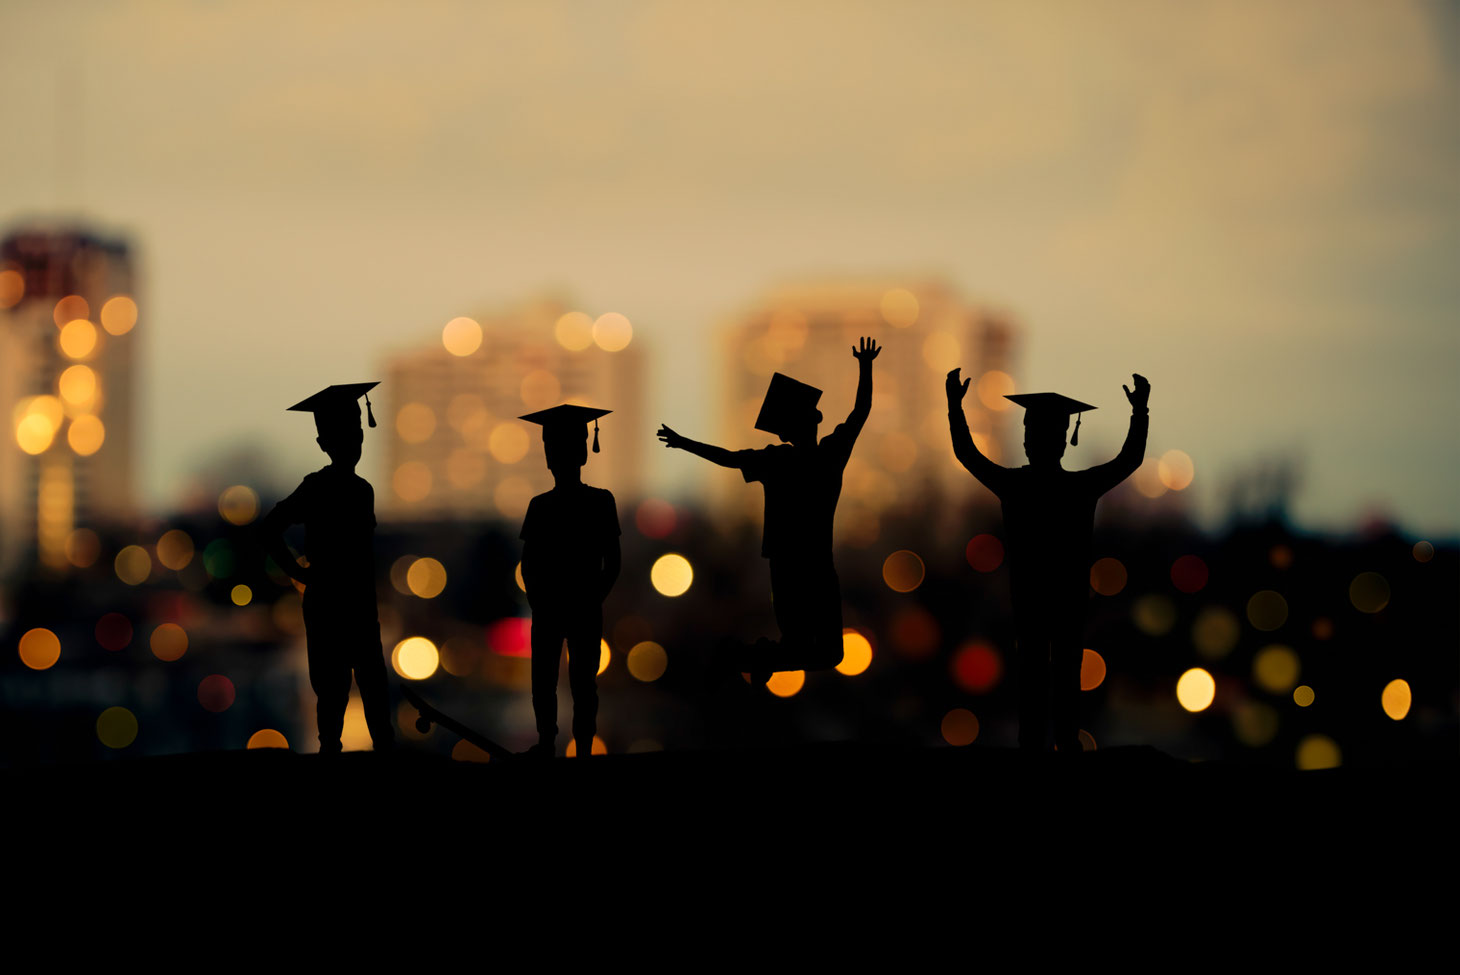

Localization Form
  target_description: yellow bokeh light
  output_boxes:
[1158,450,1195,491]
[976,370,1016,411]
[941,708,980,746]
[592,312,633,351]
[494,476,533,519]
[565,736,608,757]
[766,670,805,698]
[18,627,61,670]
[1253,645,1300,694]
[96,707,138,749]
[442,316,483,356]
[1176,668,1216,712]
[59,319,98,359]
[651,553,693,597]
[1246,590,1288,631]
[515,561,527,592]
[445,448,486,489]
[150,623,189,662]
[0,268,23,308]
[597,639,611,676]
[57,364,98,409]
[393,461,433,502]
[1231,701,1279,748]
[53,295,89,326]
[1293,685,1315,707]
[880,288,919,328]
[1131,458,1168,498]
[836,629,873,676]
[1295,734,1341,771]
[231,584,253,606]
[881,550,925,593]
[100,295,138,335]
[1192,606,1240,659]
[67,414,105,456]
[921,331,960,373]
[406,557,448,598]
[218,485,260,525]
[392,636,440,680]
[156,529,194,570]
[396,402,437,443]
[627,641,668,682]
[554,311,595,351]
[1380,679,1411,721]
[1132,594,1177,636]
[16,412,55,454]
[1348,572,1390,614]
[247,728,290,749]
[519,369,562,410]
[114,544,152,585]
[488,422,530,464]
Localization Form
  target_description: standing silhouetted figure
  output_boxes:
[658,337,880,682]
[519,404,621,758]
[261,382,394,754]
[947,369,1150,752]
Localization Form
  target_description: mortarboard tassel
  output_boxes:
[365,392,377,428]
[1071,412,1081,447]
[592,417,600,453]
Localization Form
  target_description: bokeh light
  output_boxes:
[231,584,252,606]
[951,641,1002,693]
[1246,590,1288,631]
[921,331,960,373]
[568,639,612,677]
[1089,557,1127,596]
[18,627,61,670]
[766,671,805,698]
[890,606,941,658]
[880,288,919,327]
[1131,458,1168,498]
[1295,735,1341,771]
[393,461,433,502]
[100,295,138,335]
[396,402,437,443]
[1293,685,1315,707]
[67,414,105,455]
[1170,555,1208,594]
[882,550,925,592]
[519,369,562,410]
[406,557,448,598]
[1192,607,1240,659]
[488,423,530,464]
[1079,649,1106,691]
[650,553,693,596]
[452,740,493,763]
[635,498,677,539]
[114,545,152,585]
[555,311,595,350]
[59,319,98,359]
[627,641,668,682]
[1380,679,1411,721]
[965,534,1004,572]
[1348,572,1390,614]
[836,629,873,676]
[941,708,980,746]
[1232,701,1280,748]
[442,316,483,356]
[150,623,188,662]
[247,729,289,750]
[1132,594,1177,636]
[197,675,236,713]
[156,529,194,570]
[96,707,138,749]
[218,485,260,525]
[57,364,98,409]
[565,736,609,757]
[486,617,532,657]
[65,528,101,568]
[592,312,633,351]
[1176,668,1216,712]
[95,613,132,651]
[1157,449,1195,490]
[52,294,89,326]
[1412,541,1434,563]
[445,448,487,489]
[0,268,23,307]
[494,477,533,519]
[1253,645,1300,694]
[392,637,440,680]
[1269,545,1294,570]
[976,370,1015,411]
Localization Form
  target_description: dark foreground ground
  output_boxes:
[7,745,1455,954]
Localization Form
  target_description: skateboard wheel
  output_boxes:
[415,717,431,733]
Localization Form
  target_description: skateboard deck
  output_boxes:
[400,684,516,763]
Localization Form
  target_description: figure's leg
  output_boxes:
[530,617,565,751]
[766,559,843,673]
[353,624,395,752]
[1014,612,1050,752]
[308,643,351,754]
[565,608,603,756]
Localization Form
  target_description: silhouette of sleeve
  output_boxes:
[1083,410,1149,496]
[600,491,621,600]
[948,405,1011,496]
[519,495,539,541]
[738,446,776,483]
[258,475,315,584]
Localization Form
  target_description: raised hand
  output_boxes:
[853,336,881,363]
[656,424,686,449]
[1122,373,1151,411]
[946,368,971,404]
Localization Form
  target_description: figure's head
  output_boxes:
[316,420,364,468]
[287,382,378,471]
[520,403,611,480]
[755,372,823,448]
[1022,419,1068,465]
[1006,392,1095,467]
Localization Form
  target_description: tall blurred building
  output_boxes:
[717,277,1017,542]
[383,296,646,522]
[0,227,140,577]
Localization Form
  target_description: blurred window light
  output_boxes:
[651,554,693,597]
[880,288,919,328]
[441,316,482,356]
[554,311,594,351]
[1176,668,1216,712]
[592,312,632,351]
[1380,679,1411,721]
[1157,449,1194,491]
[100,295,138,335]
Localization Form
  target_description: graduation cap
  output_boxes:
[520,403,611,453]
[754,372,823,439]
[1005,392,1096,446]
[288,382,379,435]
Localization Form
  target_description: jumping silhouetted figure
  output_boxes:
[260,382,394,754]
[658,337,880,683]
[519,404,621,758]
[947,369,1150,752]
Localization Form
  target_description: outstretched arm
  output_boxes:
[1087,373,1150,494]
[946,368,1010,494]
[841,336,880,440]
[657,425,743,469]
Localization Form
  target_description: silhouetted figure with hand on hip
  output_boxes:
[260,382,394,754]
[947,368,1150,752]
[519,404,621,759]
[658,337,880,683]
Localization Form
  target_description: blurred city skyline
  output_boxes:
[2,1,1456,535]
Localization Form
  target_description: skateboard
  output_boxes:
[400,684,516,763]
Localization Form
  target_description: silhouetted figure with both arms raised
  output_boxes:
[658,337,880,684]
[260,382,394,754]
[519,404,621,758]
[947,368,1150,752]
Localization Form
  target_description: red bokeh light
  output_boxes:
[486,617,532,657]
[890,607,941,658]
[965,534,1004,573]
[951,641,1002,692]
[95,613,133,651]
[635,498,677,540]
[198,674,236,713]
[1170,555,1209,594]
